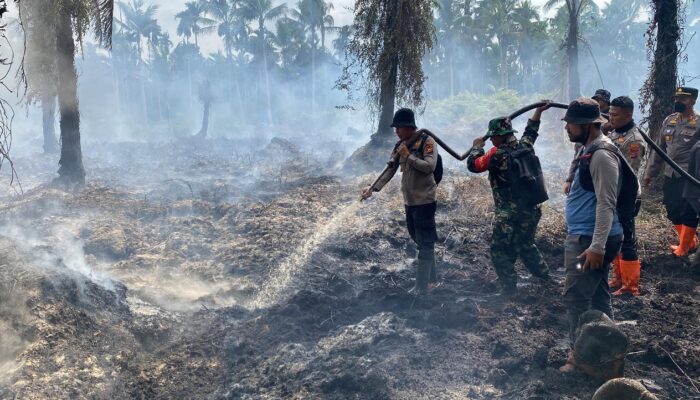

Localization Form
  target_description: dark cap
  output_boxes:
[562,97,608,125]
[591,89,611,104]
[610,96,634,111]
[390,108,417,128]
[675,87,698,99]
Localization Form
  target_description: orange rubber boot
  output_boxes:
[609,255,622,289]
[673,226,697,257]
[671,224,683,252]
[671,225,698,251]
[613,259,641,296]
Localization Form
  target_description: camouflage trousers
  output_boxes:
[491,205,549,289]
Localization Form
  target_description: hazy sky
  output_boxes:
[149,0,611,55]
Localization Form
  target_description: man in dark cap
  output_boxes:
[592,89,612,119]
[465,103,552,295]
[643,87,700,257]
[607,96,645,296]
[361,108,440,295]
[564,89,613,194]
[559,97,624,373]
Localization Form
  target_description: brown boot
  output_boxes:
[613,259,641,296]
[609,255,622,289]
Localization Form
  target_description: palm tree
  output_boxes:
[587,0,646,92]
[339,0,435,171]
[206,0,248,115]
[640,0,682,144]
[275,16,310,77]
[21,0,114,185]
[434,0,463,96]
[332,24,352,59]
[544,0,594,98]
[116,0,159,62]
[509,1,547,93]
[176,0,216,47]
[171,41,204,108]
[238,0,287,125]
[478,0,540,90]
[288,0,335,116]
[20,0,60,154]
[206,0,244,59]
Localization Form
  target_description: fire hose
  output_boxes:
[368,101,700,191]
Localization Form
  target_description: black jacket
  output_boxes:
[683,140,700,199]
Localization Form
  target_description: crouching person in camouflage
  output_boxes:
[465,102,552,295]
[361,108,441,295]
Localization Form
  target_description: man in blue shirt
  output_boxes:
[560,98,624,373]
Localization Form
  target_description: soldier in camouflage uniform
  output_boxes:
[606,96,646,295]
[643,87,700,257]
[466,103,552,294]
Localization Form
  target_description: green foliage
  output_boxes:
[337,0,436,112]
[20,0,114,101]
[424,89,543,126]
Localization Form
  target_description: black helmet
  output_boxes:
[390,108,417,128]
[562,97,608,125]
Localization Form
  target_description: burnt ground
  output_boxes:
[0,138,700,399]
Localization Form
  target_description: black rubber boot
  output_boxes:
[429,258,438,283]
[409,258,430,295]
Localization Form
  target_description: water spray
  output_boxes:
[251,200,363,309]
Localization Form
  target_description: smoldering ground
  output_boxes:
[0,120,699,398]
[0,0,699,398]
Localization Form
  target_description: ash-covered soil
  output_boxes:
[1,137,699,399]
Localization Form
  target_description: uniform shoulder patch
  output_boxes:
[424,140,434,155]
[629,143,641,159]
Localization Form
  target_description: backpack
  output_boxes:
[418,133,444,184]
[501,146,549,207]
[578,142,640,224]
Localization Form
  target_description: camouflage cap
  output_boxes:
[485,117,516,138]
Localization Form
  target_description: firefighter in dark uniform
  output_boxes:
[465,103,552,295]
[643,87,700,256]
[361,108,440,295]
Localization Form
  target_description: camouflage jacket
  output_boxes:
[466,119,541,211]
